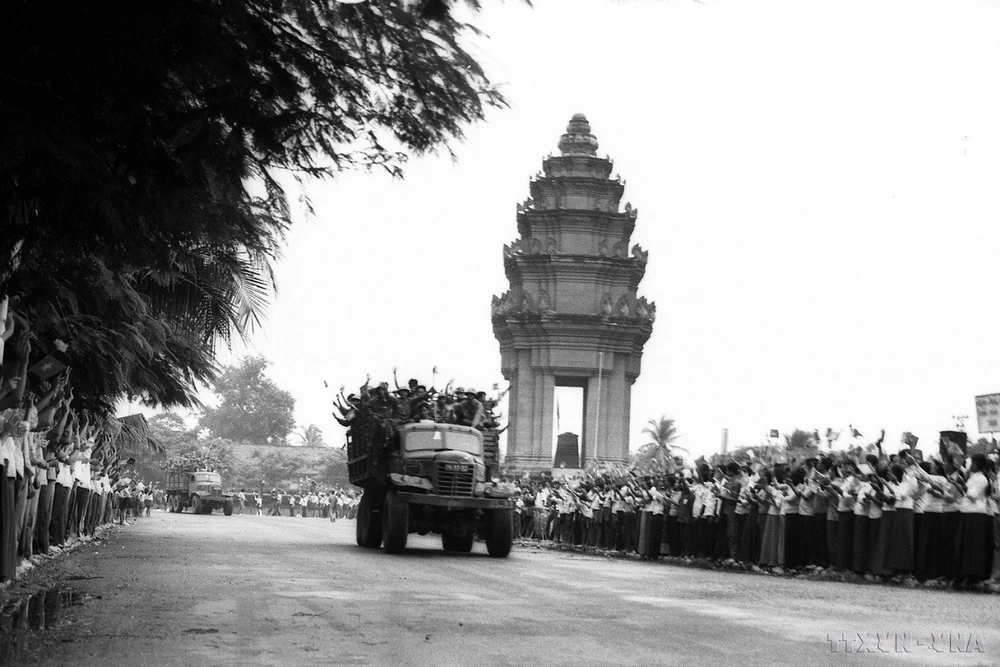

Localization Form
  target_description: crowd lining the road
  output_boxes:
[1,332,162,584]
[513,448,1000,589]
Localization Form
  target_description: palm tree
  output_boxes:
[295,424,326,448]
[638,416,687,471]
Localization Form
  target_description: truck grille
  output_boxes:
[436,463,474,497]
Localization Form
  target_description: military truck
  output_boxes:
[165,469,234,515]
[348,417,515,556]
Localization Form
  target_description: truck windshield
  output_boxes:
[403,430,482,456]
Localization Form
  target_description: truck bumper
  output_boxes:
[395,492,514,511]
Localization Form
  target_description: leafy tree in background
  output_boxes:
[295,424,327,447]
[783,429,820,462]
[147,413,199,451]
[633,416,687,472]
[201,357,295,446]
[247,450,308,489]
[316,449,350,489]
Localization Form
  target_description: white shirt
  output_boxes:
[852,481,872,516]
[893,475,918,510]
[960,472,990,514]
[691,484,705,518]
[57,461,73,487]
[648,487,665,515]
[835,477,857,513]
[779,486,799,515]
[1,436,17,477]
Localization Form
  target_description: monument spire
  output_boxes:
[557,113,599,156]
[493,114,655,472]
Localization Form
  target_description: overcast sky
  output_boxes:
[176,0,1000,461]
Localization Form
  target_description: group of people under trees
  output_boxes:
[515,445,1000,589]
[1,309,155,583]
[333,369,505,434]
[258,488,358,519]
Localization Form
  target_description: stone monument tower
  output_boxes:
[492,114,655,472]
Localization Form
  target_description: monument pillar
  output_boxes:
[493,114,656,473]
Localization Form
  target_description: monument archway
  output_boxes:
[492,114,655,472]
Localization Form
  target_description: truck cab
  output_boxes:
[189,470,224,497]
[389,423,486,496]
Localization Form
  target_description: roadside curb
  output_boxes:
[0,522,125,598]
[514,538,1000,595]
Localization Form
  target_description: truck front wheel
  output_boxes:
[356,490,383,548]
[224,502,233,516]
[485,509,514,558]
[190,495,201,514]
[381,490,409,554]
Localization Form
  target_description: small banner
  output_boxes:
[974,393,1000,433]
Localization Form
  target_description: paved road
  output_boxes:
[4,512,999,666]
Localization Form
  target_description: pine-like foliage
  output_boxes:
[0,1,505,413]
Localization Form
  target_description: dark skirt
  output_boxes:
[647,513,664,559]
[867,513,884,573]
[664,515,678,555]
[941,511,961,578]
[870,512,893,574]
[958,513,994,581]
[808,514,828,567]
[783,513,804,569]
[826,517,839,567]
[702,518,717,558]
[853,514,871,573]
[1,468,16,581]
[886,508,914,574]
[759,513,781,566]
[637,512,650,556]
[837,511,854,570]
[687,519,703,557]
[737,504,760,563]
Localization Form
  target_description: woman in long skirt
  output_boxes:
[866,485,884,575]
[754,486,769,561]
[957,454,994,583]
[917,460,947,579]
[758,474,782,567]
[664,505,678,557]
[991,467,1000,582]
[836,468,858,570]
[940,467,964,579]
[782,468,805,570]
[870,473,894,575]
[648,507,664,560]
[676,486,692,556]
[852,478,873,573]
[885,464,916,576]
[737,489,760,563]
